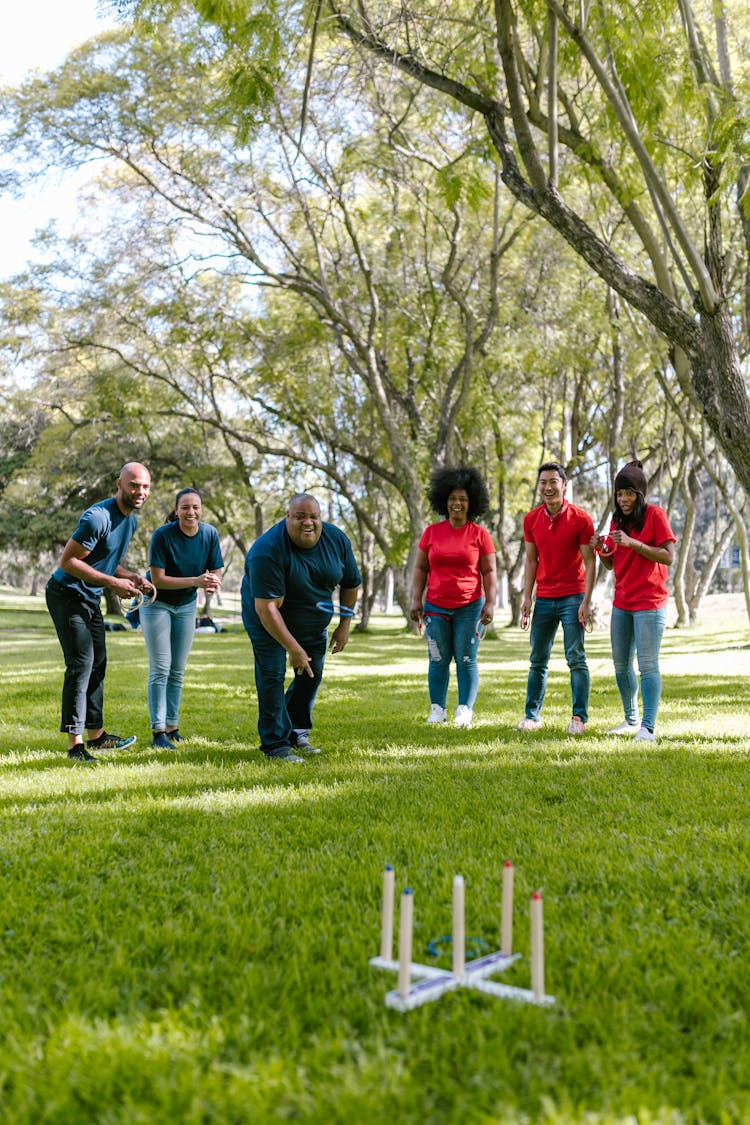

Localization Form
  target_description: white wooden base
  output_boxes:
[369,949,555,1012]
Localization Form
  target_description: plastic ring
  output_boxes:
[596,535,617,558]
[426,935,490,960]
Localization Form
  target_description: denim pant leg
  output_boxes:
[423,604,453,708]
[165,602,197,728]
[245,628,294,754]
[451,598,483,708]
[141,600,196,730]
[559,594,589,722]
[46,581,106,734]
[525,598,559,720]
[610,607,639,725]
[634,607,667,730]
[284,633,327,733]
[141,600,170,730]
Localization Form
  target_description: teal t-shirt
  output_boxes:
[149,521,224,606]
[51,497,137,603]
[241,520,361,642]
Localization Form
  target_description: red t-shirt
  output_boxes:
[524,501,594,597]
[610,505,676,611]
[418,520,495,608]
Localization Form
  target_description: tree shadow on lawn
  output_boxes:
[1,723,745,824]
[2,664,746,792]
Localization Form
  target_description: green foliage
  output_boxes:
[2,0,749,611]
[0,592,748,1121]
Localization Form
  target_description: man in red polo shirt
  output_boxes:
[518,462,595,734]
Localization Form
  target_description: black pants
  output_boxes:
[243,624,326,755]
[46,578,107,735]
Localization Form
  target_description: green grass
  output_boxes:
[0,588,748,1123]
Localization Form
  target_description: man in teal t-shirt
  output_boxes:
[45,463,152,762]
[241,493,361,762]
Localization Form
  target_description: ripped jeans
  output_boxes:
[423,597,484,709]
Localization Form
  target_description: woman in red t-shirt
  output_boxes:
[594,461,676,742]
[410,467,497,729]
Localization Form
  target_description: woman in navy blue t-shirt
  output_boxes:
[140,488,224,748]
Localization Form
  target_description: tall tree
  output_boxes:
[317,0,750,494]
[0,19,529,614]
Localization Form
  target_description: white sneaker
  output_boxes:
[427,704,447,724]
[607,721,641,736]
[566,716,587,735]
[634,726,656,742]
[454,705,473,728]
[517,717,543,731]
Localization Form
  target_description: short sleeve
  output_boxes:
[248,549,287,601]
[478,526,496,555]
[71,507,110,553]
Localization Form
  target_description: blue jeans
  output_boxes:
[244,625,327,755]
[46,578,106,734]
[525,594,589,722]
[423,598,484,709]
[610,606,667,730]
[140,599,196,731]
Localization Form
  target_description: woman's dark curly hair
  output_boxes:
[427,466,490,521]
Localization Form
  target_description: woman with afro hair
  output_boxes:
[410,466,497,728]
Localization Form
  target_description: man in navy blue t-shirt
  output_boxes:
[241,493,362,762]
[45,462,153,762]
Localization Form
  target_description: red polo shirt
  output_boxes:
[524,500,594,597]
[610,505,676,611]
[418,520,495,608]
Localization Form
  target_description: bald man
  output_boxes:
[45,463,153,761]
[241,493,362,762]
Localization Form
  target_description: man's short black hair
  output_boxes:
[427,466,490,521]
[537,462,568,482]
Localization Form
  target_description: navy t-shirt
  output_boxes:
[51,497,137,603]
[241,519,361,641]
[149,521,224,606]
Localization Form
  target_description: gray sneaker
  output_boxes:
[293,733,322,754]
[267,747,305,763]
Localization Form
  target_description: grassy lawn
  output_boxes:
[0,588,748,1124]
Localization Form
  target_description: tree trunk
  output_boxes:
[689,521,734,622]
[355,529,376,631]
[393,543,420,632]
[672,466,697,628]
[725,498,750,624]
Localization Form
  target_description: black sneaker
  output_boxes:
[152,732,175,749]
[87,731,137,751]
[68,745,98,763]
[292,733,322,755]
[166,730,184,743]
[266,747,305,763]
